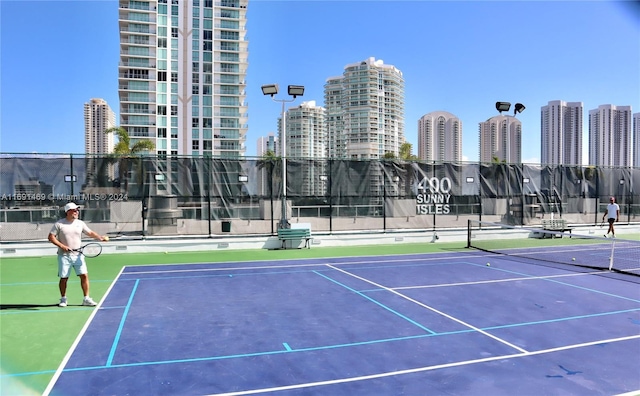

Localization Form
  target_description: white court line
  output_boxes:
[326,264,529,354]
[42,265,127,396]
[392,270,606,290]
[121,252,487,275]
[206,334,640,396]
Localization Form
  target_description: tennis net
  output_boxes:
[466,220,640,280]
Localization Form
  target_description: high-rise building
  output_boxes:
[540,100,583,165]
[257,133,276,157]
[255,133,276,196]
[283,101,326,159]
[84,98,116,154]
[281,101,327,196]
[633,112,640,167]
[588,105,633,167]
[324,57,405,160]
[479,115,522,164]
[417,111,462,162]
[118,0,248,157]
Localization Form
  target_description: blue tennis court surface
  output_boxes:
[45,251,640,395]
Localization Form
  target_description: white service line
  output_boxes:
[325,264,529,354]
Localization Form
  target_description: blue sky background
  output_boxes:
[1,0,638,163]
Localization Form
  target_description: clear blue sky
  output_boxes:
[1,0,639,163]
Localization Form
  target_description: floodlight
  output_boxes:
[261,84,279,96]
[287,85,305,98]
[495,102,511,113]
[514,103,526,114]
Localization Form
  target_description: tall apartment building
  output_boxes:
[84,98,116,154]
[118,0,248,157]
[417,111,462,162]
[281,101,327,196]
[284,101,326,159]
[588,105,633,167]
[324,57,405,160]
[479,115,522,164]
[540,100,583,165]
[257,133,276,157]
[633,112,640,167]
[255,133,276,196]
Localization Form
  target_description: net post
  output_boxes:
[466,219,471,248]
[608,238,615,271]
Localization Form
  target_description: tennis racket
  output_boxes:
[72,242,102,258]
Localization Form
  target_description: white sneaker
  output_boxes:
[59,297,67,307]
[82,297,97,306]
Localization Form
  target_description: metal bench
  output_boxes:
[541,219,572,238]
[277,228,311,249]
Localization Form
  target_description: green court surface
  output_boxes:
[0,242,463,395]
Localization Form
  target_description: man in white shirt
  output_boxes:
[602,196,620,238]
[48,202,109,307]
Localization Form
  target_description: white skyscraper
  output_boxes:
[479,115,522,164]
[633,112,640,167]
[588,105,633,167]
[283,101,326,159]
[256,133,276,196]
[257,133,276,157]
[280,101,326,196]
[417,111,462,162]
[324,57,405,159]
[118,0,248,157]
[84,98,115,154]
[541,100,583,165]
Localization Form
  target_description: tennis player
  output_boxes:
[48,202,109,307]
[602,196,620,238]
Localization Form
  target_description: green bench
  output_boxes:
[277,228,311,249]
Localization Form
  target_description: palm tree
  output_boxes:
[105,127,155,193]
[106,127,155,155]
[399,142,418,160]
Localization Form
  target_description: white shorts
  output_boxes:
[58,253,88,278]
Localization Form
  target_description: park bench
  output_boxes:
[541,218,572,238]
[277,228,312,249]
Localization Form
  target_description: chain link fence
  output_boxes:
[1,154,638,241]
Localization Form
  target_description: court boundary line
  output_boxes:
[41,252,640,395]
[120,252,489,275]
[205,334,640,396]
[10,307,639,380]
[42,265,127,396]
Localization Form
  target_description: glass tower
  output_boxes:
[118,0,248,157]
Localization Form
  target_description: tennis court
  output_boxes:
[39,230,640,395]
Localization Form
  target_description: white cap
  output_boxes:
[64,202,79,212]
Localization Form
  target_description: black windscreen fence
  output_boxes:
[0,154,638,241]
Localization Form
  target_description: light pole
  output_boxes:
[496,102,526,223]
[262,84,304,229]
[495,101,525,161]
